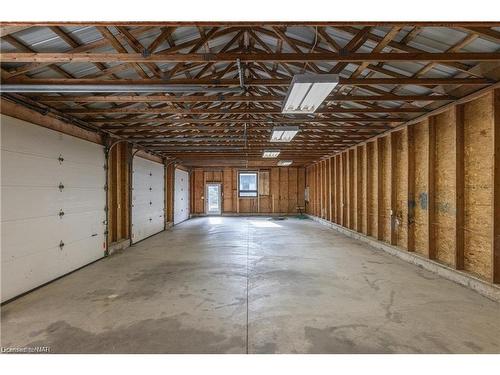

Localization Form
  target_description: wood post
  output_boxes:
[428,116,436,260]
[407,126,416,252]
[493,89,500,283]
[455,105,465,270]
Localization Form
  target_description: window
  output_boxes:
[239,171,258,197]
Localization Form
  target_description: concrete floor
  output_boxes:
[1,216,499,354]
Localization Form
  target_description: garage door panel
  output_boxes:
[57,138,104,166]
[2,186,104,221]
[2,211,105,263]
[1,151,62,187]
[2,186,63,221]
[59,162,105,188]
[1,235,105,302]
[2,246,66,301]
[2,216,62,261]
[60,188,105,214]
[132,204,151,218]
[131,156,165,243]
[174,169,189,225]
[1,117,67,158]
[1,115,106,302]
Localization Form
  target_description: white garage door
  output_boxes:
[131,156,164,243]
[1,115,106,302]
[174,168,190,225]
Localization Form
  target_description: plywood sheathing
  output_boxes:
[393,130,409,249]
[413,120,429,256]
[193,167,305,215]
[464,92,494,280]
[367,142,378,237]
[305,91,499,284]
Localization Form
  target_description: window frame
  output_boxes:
[238,170,259,198]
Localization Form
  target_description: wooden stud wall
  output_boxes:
[191,167,305,215]
[305,91,500,284]
[107,142,130,244]
[165,163,175,224]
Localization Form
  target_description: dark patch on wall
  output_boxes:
[437,201,456,215]
[408,200,416,224]
[418,192,428,210]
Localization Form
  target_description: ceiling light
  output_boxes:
[270,126,299,143]
[282,74,339,114]
[277,160,293,166]
[262,150,281,158]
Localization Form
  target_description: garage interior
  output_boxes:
[1,22,500,354]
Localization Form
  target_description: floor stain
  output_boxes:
[26,317,246,354]
[381,290,403,323]
[304,324,388,354]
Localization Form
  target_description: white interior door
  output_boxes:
[206,183,222,215]
[1,114,106,302]
[174,169,189,224]
[131,156,165,243]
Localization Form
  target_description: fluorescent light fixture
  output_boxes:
[270,126,299,143]
[277,160,293,166]
[282,73,339,114]
[262,150,281,158]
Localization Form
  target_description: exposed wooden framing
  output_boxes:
[347,149,354,229]
[356,146,363,232]
[454,105,465,269]
[427,116,437,260]
[327,158,332,222]
[32,94,456,103]
[335,155,341,224]
[493,89,500,283]
[304,88,500,285]
[1,23,499,169]
[320,160,325,218]
[104,118,397,127]
[6,77,492,86]
[3,22,500,27]
[63,107,426,115]
[342,152,348,226]
[108,142,130,244]
[390,132,397,246]
[407,125,416,252]
[3,51,498,63]
[376,138,383,241]
[363,144,370,235]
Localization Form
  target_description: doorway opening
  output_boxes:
[206,183,222,215]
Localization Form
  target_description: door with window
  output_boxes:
[206,183,222,215]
